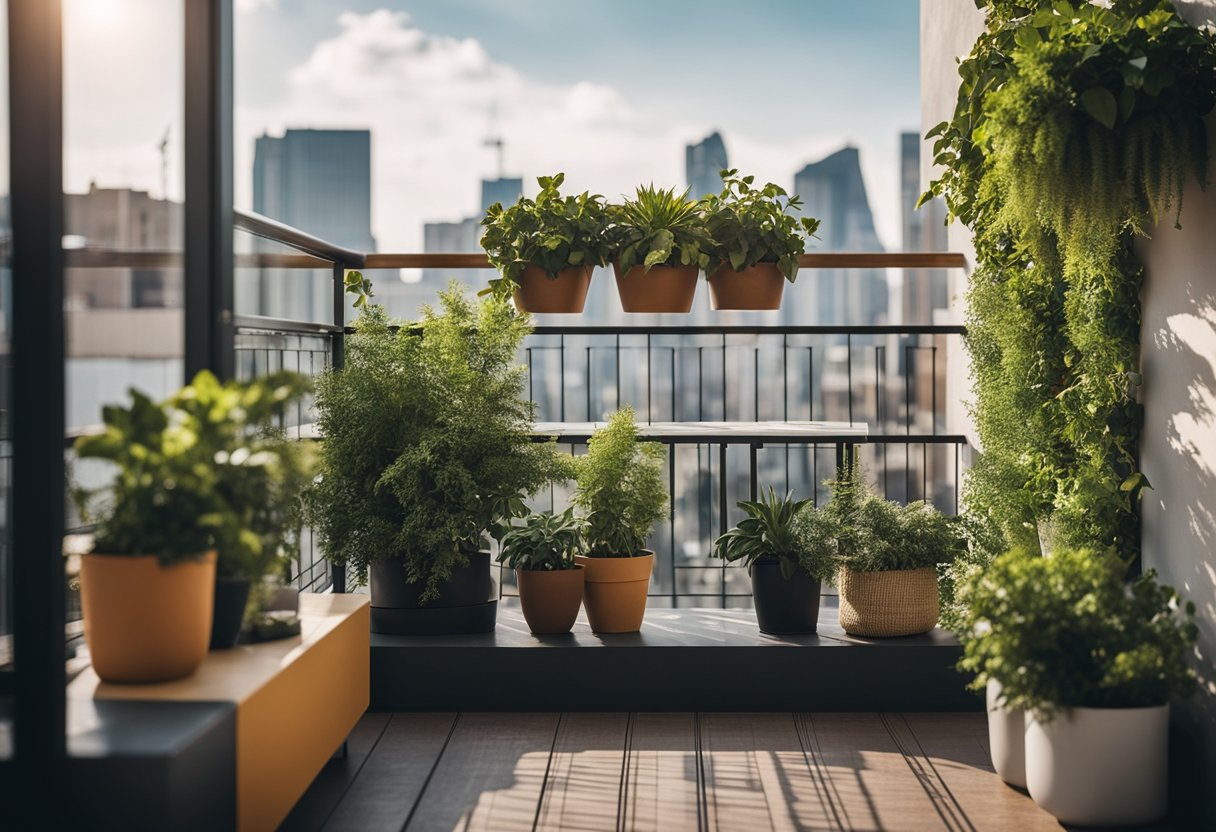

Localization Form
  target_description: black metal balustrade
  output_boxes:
[56,211,967,612]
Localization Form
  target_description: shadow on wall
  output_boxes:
[1143,246,1216,829]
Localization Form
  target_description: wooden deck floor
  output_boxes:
[282,711,1068,832]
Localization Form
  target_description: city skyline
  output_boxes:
[62,1,920,255]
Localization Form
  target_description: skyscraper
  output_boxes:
[480,177,523,214]
[793,146,888,326]
[252,129,377,321]
[685,132,728,199]
[899,131,948,325]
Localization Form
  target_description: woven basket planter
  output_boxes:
[837,566,939,637]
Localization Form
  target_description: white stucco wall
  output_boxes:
[922,1,1216,823]
[1137,3,1216,823]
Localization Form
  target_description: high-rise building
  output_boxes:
[480,177,523,214]
[793,146,888,327]
[251,129,377,322]
[899,131,948,324]
[685,132,728,199]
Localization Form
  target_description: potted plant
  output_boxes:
[496,508,587,635]
[957,547,1197,826]
[712,488,833,634]
[572,407,668,633]
[480,172,611,313]
[607,184,709,313]
[308,285,568,634]
[699,169,821,310]
[815,462,961,637]
[74,386,228,683]
[168,371,313,649]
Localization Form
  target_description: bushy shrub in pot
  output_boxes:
[481,172,611,314]
[497,508,587,635]
[713,488,833,634]
[72,376,239,682]
[799,463,962,637]
[572,407,668,633]
[307,286,569,634]
[699,169,820,311]
[607,184,709,313]
[957,547,1197,825]
[167,370,313,649]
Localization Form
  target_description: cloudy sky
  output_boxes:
[64,0,921,251]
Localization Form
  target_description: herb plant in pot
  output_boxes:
[700,169,820,311]
[481,172,611,314]
[572,407,668,633]
[607,184,709,313]
[823,463,960,637]
[713,489,833,634]
[308,286,568,634]
[74,387,227,683]
[169,371,313,649]
[497,508,586,635]
[958,548,1197,826]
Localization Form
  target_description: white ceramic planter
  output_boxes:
[1025,704,1169,826]
[986,679,1027,788]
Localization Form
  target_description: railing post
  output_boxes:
[330,262,346,592]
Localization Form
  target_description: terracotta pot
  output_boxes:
[612,262,699,313]
[706,262,785,310]
[513,264,593,313]
[837,565,939,637]
[575,551,654,633]
[1025,704,1169,826]
[80,551,217,683]
[515,565,585,634]
[987,679,1028,788]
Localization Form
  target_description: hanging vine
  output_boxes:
[922,0,1216,555]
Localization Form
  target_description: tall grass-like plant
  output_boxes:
[608,184,710,274]
[308,285,570,601]
[712,488,833,580]
[573,407,668,557]
[921,0,1216,555]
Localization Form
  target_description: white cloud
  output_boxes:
[236,0,277,13]
[235,9,900,253]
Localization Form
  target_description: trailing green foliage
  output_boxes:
[307,286,570,601]
[922,0,1216,554]
[793,463,964,575]
[712,488,833,580]
[573,407,668,557]
[480,172,612,299]
[75,371,311,575]
[608,184,711,274]
[700,169,821,282]
[496,508,586,571]
[957,547,1198,717]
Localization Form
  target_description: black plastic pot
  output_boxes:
[209,576,251,650]
[750,557,821,635]
[369,550,497,635]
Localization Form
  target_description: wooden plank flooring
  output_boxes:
[284,711,1065,832]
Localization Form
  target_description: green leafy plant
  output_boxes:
[167,371,313,580]
[608,184,710,274]
[712,488,833,580]
[573,406,668,557]
[922,0,1216,557]
[496,508,586,571]
[344,269,374,309]
[793,463,963,575]
[957,547,1198,717]
[307,285,571,601]
[700,169,821,282]
[74,371,311,575]
[480,172,612,299]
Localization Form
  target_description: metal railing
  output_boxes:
[59,211,968,607]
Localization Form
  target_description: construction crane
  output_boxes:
[157,126,170,201]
